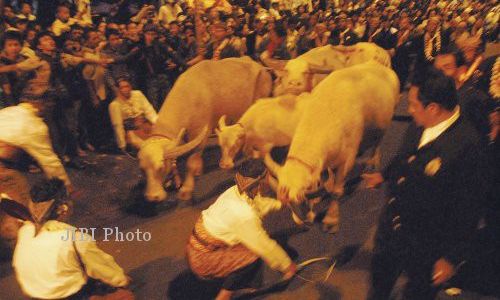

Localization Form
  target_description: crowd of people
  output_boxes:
[0,0,499,299]
[0,0,498,157]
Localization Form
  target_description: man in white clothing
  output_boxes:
[109,78,158,152]
[186,159,296,300]
[0,101,72,250]
[158,0,183,29]
[8,179,130,299]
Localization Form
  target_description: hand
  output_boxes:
[17,57,44,71]
[282,262,297,280]
[432,258,456,286]
[167,62,177,70]
[361,172,384,189]
[98,58,113,66]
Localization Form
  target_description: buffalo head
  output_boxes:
[216,115,245,169]
[138,126,208,201]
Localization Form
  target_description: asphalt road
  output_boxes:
[0,97,413,300]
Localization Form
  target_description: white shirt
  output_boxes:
[158,4,183,27]
[0,104,70,186]
[202,186,292,272]
[419,106,460,149]
[109,91,158,149]
[75,0,93,26]
[13,221,128,299]
[51,18,82,37]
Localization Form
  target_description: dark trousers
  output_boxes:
[368,211,440,300]
[145,74,171,111]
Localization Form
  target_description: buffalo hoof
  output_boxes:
[177,188,193,201]
[321,223,339,234]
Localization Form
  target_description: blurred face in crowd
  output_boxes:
[315,23,327,35]
[209,8,219,21]
[144,30,157,45]
[309,15,318,27]
[211,26,227,42]
[338,16,347,30]
[26,29,37,44]
[434,53,459,79]
[170,23,180,36]
[399,17,410,30]
[57,6,71,22]
[16,21,28,33]
[86,31,101,49]
[21,3,32,15]
[3,39,22,58]
[37,35,56,54]
[408,86,432,128]
[255,20,265,32]
[118,80,132,99]
[64,39,81,54]
[227,18,236,29]
[327,19,336,31]
[127,23,137,35]
[98,22,107,34]
[369,16,380,28]
[108,23,120,31]
[268,20,275,31]
[71,27,84,41]
[108,33,122,49]
[456,21,467,33]
[4,6,16,19]
[426,17,440,34]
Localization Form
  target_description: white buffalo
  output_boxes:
[268,42,392,96]
[216,93,310,169]
[264,61,400,232]
[138,57,272,202]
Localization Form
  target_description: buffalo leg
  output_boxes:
[322,152,356,233]
[177,151,203,201]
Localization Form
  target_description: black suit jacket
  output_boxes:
[380,116,486,266]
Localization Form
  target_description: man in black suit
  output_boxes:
[363,69,487,300]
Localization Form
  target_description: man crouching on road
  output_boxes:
[186,159,297,300]
[8,179,131,299]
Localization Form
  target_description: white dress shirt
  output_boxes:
[202,186,292,272]
[109,91,158,150]
[13,221,128,299]
[0,104,70,186]
[419,106,461,149]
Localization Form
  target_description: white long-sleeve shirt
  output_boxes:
[109,91,158,150]
[13,221,128,299]
[202,186,292,272]
[0,104,70,186]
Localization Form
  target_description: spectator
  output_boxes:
[158,0,184,28]
[0,31,26,107]
[16,2,36,22]
[364,69,486,300]
[109,78,158,152]
[51,4,88,38]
